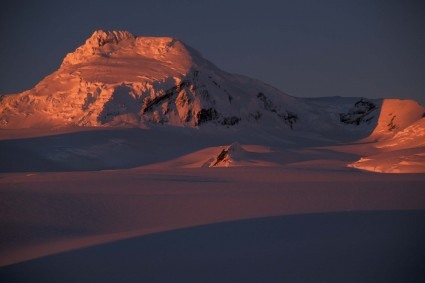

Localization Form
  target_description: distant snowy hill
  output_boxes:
[349,117,425,173]
[0,30,424,172]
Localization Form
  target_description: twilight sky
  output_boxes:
[1,0,424,104]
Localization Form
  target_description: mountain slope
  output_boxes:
[349,117,425,173]
[0,30,396,140]
[0,30,299,130]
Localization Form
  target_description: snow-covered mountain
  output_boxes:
[1,30,424,173]
[2,30,423,140]
[0,30,299,129]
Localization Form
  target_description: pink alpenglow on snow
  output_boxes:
[0,30,425,282]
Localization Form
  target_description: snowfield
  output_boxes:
[0,30,425,282]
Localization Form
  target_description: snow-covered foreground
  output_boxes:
[1,165,425,267]
[2,210,424,283]
[0,123,424,275]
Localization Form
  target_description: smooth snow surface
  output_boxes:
[1,167,425,267]
[2,211,425,283]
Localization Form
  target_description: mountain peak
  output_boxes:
[61,30,184,67]
[88,30,136,47]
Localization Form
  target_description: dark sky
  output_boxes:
[1,0,424,104]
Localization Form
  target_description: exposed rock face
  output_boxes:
[210,142,246,167]
[339,98,377,125]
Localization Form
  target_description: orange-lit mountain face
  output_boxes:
[0,30,198,128]
[0,30,424,165]
[0,30,423,131]
[2,30,305,130]
[349,113,425,173]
